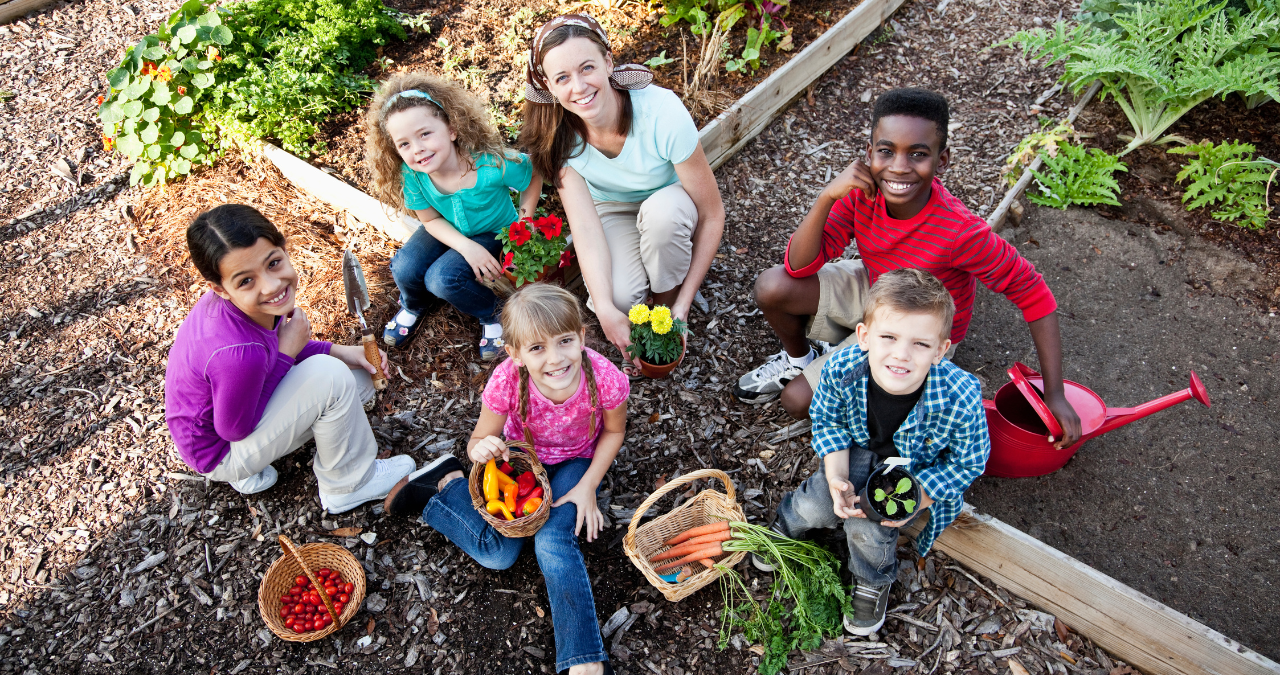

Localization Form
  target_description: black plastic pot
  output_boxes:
[857,462,921,524]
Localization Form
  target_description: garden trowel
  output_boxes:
[342,250,388,391]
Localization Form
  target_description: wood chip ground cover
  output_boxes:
[0,0,1274,672]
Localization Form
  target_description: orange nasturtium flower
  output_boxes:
[140,61,157,77]
[96,94,104,105]
[156,65,173,82]
[102,134,115,152]
[208,47,221,61]
[177,86,187,95]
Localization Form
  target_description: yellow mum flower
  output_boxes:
[628,304,650,324]
[650,306,672,323]
[651,315,673,335]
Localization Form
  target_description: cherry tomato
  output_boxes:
[279,607,290,618]
[333,602,344,615]
[284,615,296,626]
[324,585,338,596]
[343,582,354,594]
[337,593,350,603]
[294,602,306,614]
[319,568,331,577]
[294,575,307,586]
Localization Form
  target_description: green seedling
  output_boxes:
[873,476,916,517]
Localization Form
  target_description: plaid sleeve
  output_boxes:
[809,355,854,459]
[913,375,990,503]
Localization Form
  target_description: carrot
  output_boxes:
[654,543,724,572]
[698,558,715,568]
[648,531,734,562]
[663,521,730,547]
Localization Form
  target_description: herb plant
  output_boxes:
[1003,121,1081,185]
[1005,0,1280,154]
[499,215,571,287]
[626,305,687,366]
[874,476,917,517]
[1168,140,1279,230]
[659,0,792,73]
[1027,140,1128,209]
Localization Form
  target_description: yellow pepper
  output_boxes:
[503,483,518,513]
[483,460,516,502]
[486,500,515,520]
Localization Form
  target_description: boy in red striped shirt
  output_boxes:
[734,88,1081,448]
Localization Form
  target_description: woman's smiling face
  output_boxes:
[541,36,616,124]
[384,106,457,174]
[211,237,299,330]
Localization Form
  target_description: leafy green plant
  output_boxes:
[644,51,677,68]
[660,0,791,73]
[389,9,432,34]
[1026,140,1128,209]
[1003,121,1081,185]
[1005,0,1280,154]
[99,0,404,187]
[873,476,917,517]
[499,215,570,287]
[500,8,536,52]
[1168,140,1279,229]
[626,305,687,365]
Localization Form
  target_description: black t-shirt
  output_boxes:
[865,374,926,459]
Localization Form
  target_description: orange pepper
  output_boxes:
[503,483,518,513]
[520,497,543,516]
[486,500,514,520]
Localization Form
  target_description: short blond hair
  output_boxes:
[863,268,955,340]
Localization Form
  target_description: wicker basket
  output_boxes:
[257,535,366,642]
[467,441,553,538]
[622,468,747,602]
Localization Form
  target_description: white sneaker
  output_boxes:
[230,465,278,494]
[320,455,416,514]
[734,350,806,404]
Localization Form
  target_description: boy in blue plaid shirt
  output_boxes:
[764,268,990,636]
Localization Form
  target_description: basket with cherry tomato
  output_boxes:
[257,535,366,642]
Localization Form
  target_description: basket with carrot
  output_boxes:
[622,469,748,601]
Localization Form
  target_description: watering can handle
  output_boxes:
[1007,362,1065,440]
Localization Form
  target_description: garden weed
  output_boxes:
[1027,140,1127,209]
[1169,140,1279,230]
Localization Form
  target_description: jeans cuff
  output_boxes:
[556,652,609,673]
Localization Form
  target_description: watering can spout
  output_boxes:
[1083,371,1212,441]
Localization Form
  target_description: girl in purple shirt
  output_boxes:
[163,204,414,513]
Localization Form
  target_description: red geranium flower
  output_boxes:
[535,214,563,239]
[503,251,514,269]
[558,249,573,268]
[508,219,532,247]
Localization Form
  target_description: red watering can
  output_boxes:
[982,362,1211,478]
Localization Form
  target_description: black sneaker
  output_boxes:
[844,581,890,636]
[383,453,464,518]
[733,349,810,403]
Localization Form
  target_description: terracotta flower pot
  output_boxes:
[637,334,686,380]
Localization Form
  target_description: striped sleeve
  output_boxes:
[784,190,870,277]
[950,218,1057,323]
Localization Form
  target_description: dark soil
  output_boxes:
[863,468,919,523]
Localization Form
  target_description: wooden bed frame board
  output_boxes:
[1,0,55,24]
[906,507,1279,675]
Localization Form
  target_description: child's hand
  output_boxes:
[552,481,605,542]
[878,489,934,528]
[469,435,509,464]
[823,158,877,203]
[331,344,388,376]
[277,308,312,357]
[461,241,504,282]
[826,471,860,520]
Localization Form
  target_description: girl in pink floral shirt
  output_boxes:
[383,283,626,675]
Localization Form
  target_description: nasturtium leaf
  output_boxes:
[150,82,172,106]
[885,501,897,516]
[173,158,192,175]
[197,10,220,27]
[116,134,145,159]
[191,73,214,88]
[874,488,886,502]
[210,26,233,45]
[170,131,185,147]
[140,124,159,145]
[176,25,198,44]
[197,60,213,69]
[122,78,149,101]
[129,161,149,186]
[99,101,124,125]
[122,100,144,118]
[146,144,162,160]
[122,118,137,135]
[895,477,912,495]
[180,143,200,159]
[142,45,166,60]
[143,35,160,48]
[903,499,916,513]
[142,107,160,123]
[181,56,199,72]
[173,96,194,115]
[169,37,181,52]
[108,68,129,89]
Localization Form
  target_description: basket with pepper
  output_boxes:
[467,440,552,537]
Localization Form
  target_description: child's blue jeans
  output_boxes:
[421,458,608,672]
[390,226,502,324]
[773,445,907,589]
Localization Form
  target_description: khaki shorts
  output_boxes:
[587,183,698,314]
[801,259,958,388]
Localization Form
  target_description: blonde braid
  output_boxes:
[516,364,535,449]
[580,352,600,439]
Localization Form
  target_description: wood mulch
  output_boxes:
[8,0,1261,671]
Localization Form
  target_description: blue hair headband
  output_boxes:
[382,89,442,113]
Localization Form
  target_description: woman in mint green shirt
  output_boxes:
[519,14,725,366]
[365,73,541,360]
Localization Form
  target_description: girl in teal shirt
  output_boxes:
[365,73,542,360]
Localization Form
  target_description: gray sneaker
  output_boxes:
[230,465,278,494]
[734,349,808,404]
[844,582,891,636]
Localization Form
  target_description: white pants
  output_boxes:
[202,355,377,495]
[587,183,698,313]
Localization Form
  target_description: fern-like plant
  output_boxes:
[1027,140,1128,209]
[1005,0,1280,154]
[1168,140,1280,230]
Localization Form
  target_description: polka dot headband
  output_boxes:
[525,13,654,106]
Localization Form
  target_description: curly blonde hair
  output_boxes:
[364,72,518,215]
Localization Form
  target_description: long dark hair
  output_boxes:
[186,204,286,283]
[518,25,633,188]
